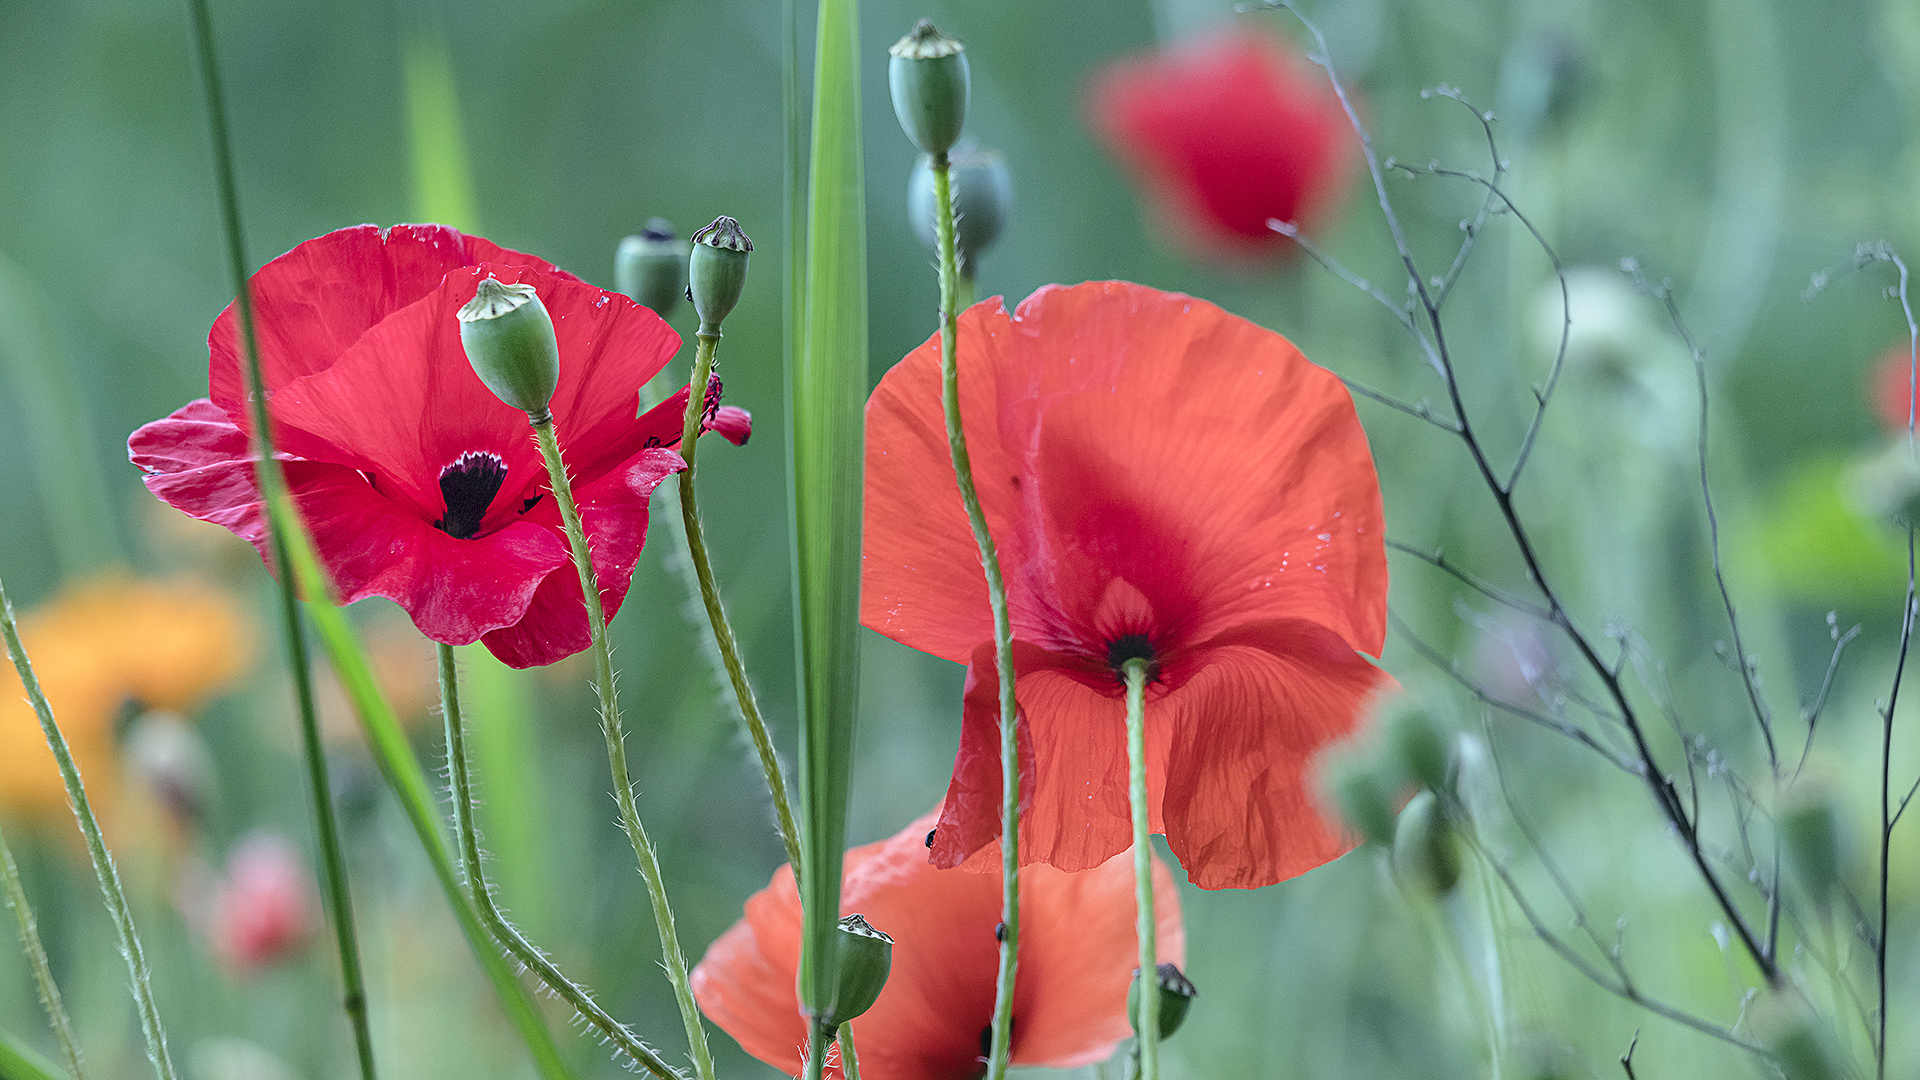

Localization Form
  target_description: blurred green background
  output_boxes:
[2,0,1919,1077]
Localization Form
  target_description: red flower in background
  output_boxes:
[207,832,317,975]
[1872,342,1918,433]
[130,225,746,668]
[863,282,1390,889]
[691,811,1183,1080]
[1089,29,1355,259]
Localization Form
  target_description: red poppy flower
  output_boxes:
[862,281,1390,890]
[1871,342,1918,433]
[1088,28,1355,259]
[130,224,746,668]
[691,810,1183,1080]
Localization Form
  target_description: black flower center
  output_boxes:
[1107,633,1159,683]
[436,452,508,539]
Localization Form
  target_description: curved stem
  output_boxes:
[531,417,714,1080]
[436,643,687,1080]
[678,331,804,875]
[838,1022,861,1080]
[931,154,1022,1080]
[1123,658,1158,1080]
[0,574,172,1080]
[1,822,82,1079]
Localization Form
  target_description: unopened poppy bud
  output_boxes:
[888,20,969,157]
[1327,755,1396,847]
[1392,790,1461,896]
[688,216,752,334]
[1779,780,1850,898]
[1127,962,1197,1041]
[907,147,1012,277]
[1751,994,1846,1080]
[825,913,893,1024]
[1378,694,1452,794]
[458,276,560,419]
[615,218,687,318]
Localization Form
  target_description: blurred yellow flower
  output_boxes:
[1,577,250,827]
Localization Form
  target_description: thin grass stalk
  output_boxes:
[0,1029,66,1080]
[678,333,804,874]
[435,643,688,1080]
[0,574,172,1080]
[929,156,1021,1080]
[0,821,81,1079]
[271,508,575,1080]
[529,417,714,1080]
[1122,658,1157,1080]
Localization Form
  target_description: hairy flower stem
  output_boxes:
[530,417,715,1080]
[678,331,804,875]
[933,151,1023,1080]
[436,643,687,1080]
[1123,658,1158,1080]
[802,1017,837,1080]
[838,1022,862,1080]
[186,2,378,1074]
[0,821,82,1079]
[0,573,173,1080]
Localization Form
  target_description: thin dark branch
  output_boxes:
[1388,539,1553,621]
[1340,377,1462,434]
[1620,1031,1640,1080]
[1795,619,1861,781]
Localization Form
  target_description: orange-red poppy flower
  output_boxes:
[691,811,1183,1080]
[1088,28,1354,260]
[1871,342,1918,434]
[862,281,1390,890]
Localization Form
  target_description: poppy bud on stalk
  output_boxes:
[888,20,969,158]
[1779,780,1851,899]
[1378,694,1453,795]
[824,913,893,1025]
[688,216,752,335]
[1392,790,1461,897]
[457,276,560,419]
[615,218,688,319]
[1327,754,1396,847]
[907,147,1012,277]
[1128,962,1197,1041]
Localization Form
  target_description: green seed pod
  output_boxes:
[1379,694,1452,795]
[825,913,893,1025]
[1327,755,1397,847]
[457,276,560,418]
[1127,962,1197,1042]
[615,218,687,319]
[1750,994,1847,1080]
[1779,780,1850,899]
[688,215,752,334]
[1392,790,1461,897]
[907,147,1012,278]
[888,20,969,158]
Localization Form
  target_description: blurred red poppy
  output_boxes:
[1089,28,1354,259]
[206,831,318,975]
[130,224,746,668]
[1871,342,1918,433]
[863,281,1390,889]
[691,810,1183,1079]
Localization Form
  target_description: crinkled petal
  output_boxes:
[1161,619,1394,889]
[705,405,753,446]
[130,400,272,543]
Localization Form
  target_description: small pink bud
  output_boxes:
[208,832,318,975]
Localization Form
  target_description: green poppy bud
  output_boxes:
[1750,994,1847,1080]
[1327,754,1396,847]
[825,913,892,1025]
[688,215,752,334]
[1392,790,1461,897]
[615,218,687,319]
[888,20,969,158]
[907,147,1012,278]
[1378,694,1452,795]
[457,276,560,419]
[1779,780,1850,899]
[1127,962,1197,1042]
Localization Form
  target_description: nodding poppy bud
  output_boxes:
[1378,693,1453,795]
[888,20,969,158]
[1326,754,1396,847]
[615,218,688,319]
[1779,779,1850,899]
[1392,790,1461,897]
[907,146,1012,278]
[688,216,752,334]
[1127,962,1197,1042]
[1751,994,1847,1080]
[825,913,893,1025]
[457,276,560,419]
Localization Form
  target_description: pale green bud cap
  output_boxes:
[1327,755,1396,847]
[1779,779,1850,898]
[1379,694,1452,795]
[825,913,892,1025]
[908,147,1012,277]
[458,277,560,419]
[1392,790,1461,896]
[688,215,752,334]
[1128,963,1197,1042]
[615,218,687,318]
[888,20,969,157]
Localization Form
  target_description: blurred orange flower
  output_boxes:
[1,577,249,827]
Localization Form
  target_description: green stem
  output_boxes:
[437,643,687,1080]
[933,153,1022,1080]
[802,1017,836,1080]
[1123,657,1157,1080]
[0,821,82,1079]
[184,2,377,1075]
[678,331,804,875]
[838,1022,861,1080]
[0,574,172,1080]
[530,417,715,1080]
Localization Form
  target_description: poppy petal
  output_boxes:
[1161,619,1393,890]
[706,405,753,446]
